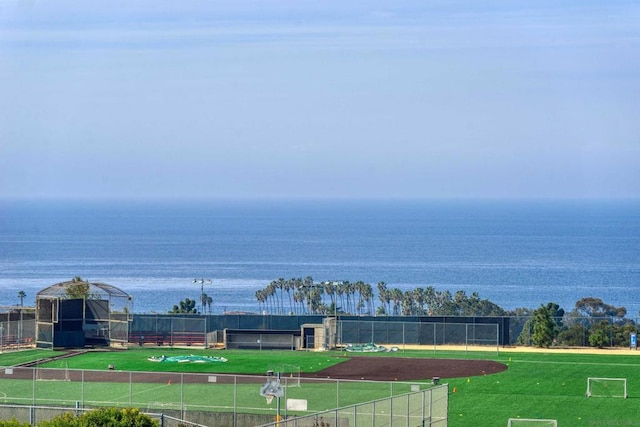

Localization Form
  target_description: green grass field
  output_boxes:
[0,348,638,426]
[37,347,347,374]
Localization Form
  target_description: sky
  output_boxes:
[0,0,638,200]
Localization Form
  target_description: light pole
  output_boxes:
[192,278,212,314]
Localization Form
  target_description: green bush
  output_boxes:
[556,324,588,346]
[38,408,158,427]
[588,321,610,348]
[0,419,30,427]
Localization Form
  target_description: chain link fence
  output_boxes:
[1,314,637,352]
[257,384,449,427]
[338,319,501,350]
[0,366,442,426]
[0,318,36,350]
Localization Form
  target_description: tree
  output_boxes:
[511,307,535,345]
[200,293,213,314]
[574,297,626,319]
[326,302,344,316]
[544,302,565,331]
[17,291,26,307]
[204,295,213,314]
[65,277,90,299]
[168,298,197,314]
[557,324,589,347]
[532,304,555,348]
[588,320,611,348]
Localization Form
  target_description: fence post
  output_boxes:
[402,322,405,350]
[427,387,432,426]
[371,321,374,343]
[406,393,410,427]
[32,366,36,406]
[433,323,436,352]
[465,324,468,353]
[610,316,614,348]
[81,369,85,407]
[204,315,208,348]
[170,317,174,347]
[234,374,238,427]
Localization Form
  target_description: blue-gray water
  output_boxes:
[1,199,638,316]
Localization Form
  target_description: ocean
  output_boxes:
[0,199,638,317]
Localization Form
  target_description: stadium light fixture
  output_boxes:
[192,278,212,314]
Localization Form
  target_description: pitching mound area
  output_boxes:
[306,356,507,381]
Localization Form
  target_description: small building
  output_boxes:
[35,279,132,349]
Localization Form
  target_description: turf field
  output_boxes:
[0,348,638,426]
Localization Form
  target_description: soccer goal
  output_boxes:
[36,364,70,382]
[586,377,627,398]
[507,419,557,426]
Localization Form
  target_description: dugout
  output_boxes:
[223,328,301,350]
[35,279,132,349]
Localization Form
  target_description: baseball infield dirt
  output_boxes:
[305,356,507,381]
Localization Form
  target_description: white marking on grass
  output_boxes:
[111,383,174,403]
[507,359,638,367]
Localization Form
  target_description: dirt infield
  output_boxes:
[305,356,508,381]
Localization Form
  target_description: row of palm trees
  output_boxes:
[377,283,505,316]
[255,278,375,315]
[254,277,506,317]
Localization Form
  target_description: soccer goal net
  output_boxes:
[35,365,70,382]
[586,377,627,398]
[507,419,557,427]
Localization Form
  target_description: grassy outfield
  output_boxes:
[0,349,65,367]
[0,348,638,426]
[33,348,347,374]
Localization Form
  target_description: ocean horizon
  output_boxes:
[1,198,639,317]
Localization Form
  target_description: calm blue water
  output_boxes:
[0,199,638,316]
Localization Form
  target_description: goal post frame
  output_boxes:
[586,377,627,398]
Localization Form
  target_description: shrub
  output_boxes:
[0,419,30,427]
[38,408,158,427]
[557,324,588,346]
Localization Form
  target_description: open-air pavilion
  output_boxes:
[35,279,132,349]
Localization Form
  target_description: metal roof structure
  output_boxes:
[36,280,131,300]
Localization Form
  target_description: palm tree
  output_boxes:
[200,292,209,314]
[18,291,26,307]
[378,282,391,315]
[323,282,338,313]
[390,288,403,316]
[255,290,266,312]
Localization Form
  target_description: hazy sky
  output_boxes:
[1,0,638,199]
